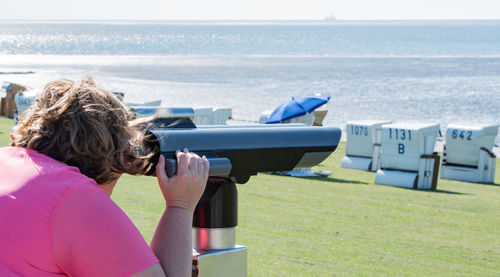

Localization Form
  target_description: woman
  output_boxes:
[0,78,208,276]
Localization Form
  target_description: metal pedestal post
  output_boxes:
[191,178,247,277]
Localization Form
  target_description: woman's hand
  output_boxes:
[155,149,209,213]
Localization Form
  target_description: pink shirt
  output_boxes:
[0,147,159,276]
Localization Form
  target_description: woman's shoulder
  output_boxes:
[4,146,84,173]
[0,147,117,276]
[0,146,101,204]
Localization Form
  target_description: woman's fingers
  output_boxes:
[175,149,207,182]
[155,155,169,184]
[197,158,204,176]
[176,150,189,176]
[202,156,209,183]
[155,149,209,213]
[189,153,200,173]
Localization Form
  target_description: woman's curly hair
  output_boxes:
[12,77,153,184]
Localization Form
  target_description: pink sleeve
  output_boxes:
[51,183,159,277]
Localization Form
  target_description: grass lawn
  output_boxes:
[0,117,13,146]
[1,116,499,276]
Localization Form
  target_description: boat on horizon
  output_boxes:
[324,14,337,21]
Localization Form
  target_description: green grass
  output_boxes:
[0,117,13,146]
[2,116,499,276]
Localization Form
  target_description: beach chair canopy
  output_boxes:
[265,92,330,124]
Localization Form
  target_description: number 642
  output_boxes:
[451,129,472,141]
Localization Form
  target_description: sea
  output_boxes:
[1,20,499,144]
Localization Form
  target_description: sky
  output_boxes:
[1,0,499,20]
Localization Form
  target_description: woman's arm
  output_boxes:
[134,150,209,277]
[132,207,193,277]
[150,207,194,276]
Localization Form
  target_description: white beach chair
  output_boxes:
[440,124,498,183]
[14,89,37,124]
[287,113,314,125]
[193,107,214,125]
[374,123,441,190]
[1,82,28,119]
[312,109,328,126]
[212,108,232,125]
[341,120,392,172]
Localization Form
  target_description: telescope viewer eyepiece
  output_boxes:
[144,122,341,184]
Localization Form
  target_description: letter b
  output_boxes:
[398,143,405,154]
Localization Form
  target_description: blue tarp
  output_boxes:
[1,82,12,91]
